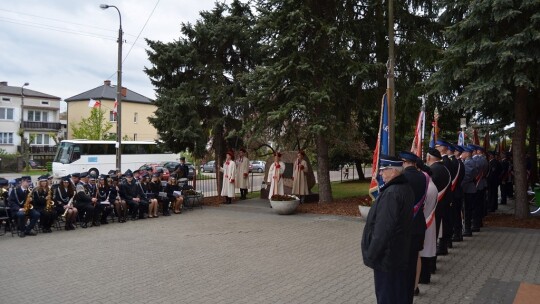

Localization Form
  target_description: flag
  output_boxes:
[428,107,440,148]
[458,131,465,146]
[411,110,425,157]
[113,100,118,113]
[429,123,436,148]
[369,93,390,200]
[473,129,480,145]
[88,99,101,108]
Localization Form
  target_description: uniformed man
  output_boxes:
[399,151,427,302]
[452,145,466,242]
[32,175,56,233]
[70,172,80,187]
[436,141,459,250]
[487,151,502,212]
[361,155,415,304]
[431,143,453,256]
[461,146,478,237]
[8,176,39,237]
[74,172,98,228]
[236,148,250,200]
[120,169,149,219]
[499,152,512,205]
[471,145,488,231]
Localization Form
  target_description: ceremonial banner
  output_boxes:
[458,131,465,146]
[428,107,440,148]
[369,93,390,200]
[473,129,480,145]
[411,110,425,157]
[88,99,101,108]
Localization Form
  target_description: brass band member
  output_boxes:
[149,173,163,217]
[292,150,309,203]
[54,175,78,230]
[74,172,98,228]
[120,169,149,220]
[141,173,159,218]
[8,176,39,237]
[165,176,183,214]
[96,175,113,224]
[33,175,56,233]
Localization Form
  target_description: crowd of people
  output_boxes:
[361,140,514,304]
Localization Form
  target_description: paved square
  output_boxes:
[1,200,539,304]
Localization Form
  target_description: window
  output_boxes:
[41,101,49,105]
[109,111,117,122]
[27,110,49,122]
[133,133,137,140]
[134,112,138,123]
[31,133,50,145]
[1,97,11,102]
[0,108,14,120]
[0,132,14,144]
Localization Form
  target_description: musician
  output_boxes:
[452,145,466,242]
[165,176,183,214]
[267,152,285,199]
[31,175,55,233]
[142,173,159,218]
[120,169,148,219]
[70,172,80,187]
[8,176,39,237]
[219,151,236,204]
[292,150,309,203]
[149,173,166,216]
[96,175,113,224]
[235,148,250,200]
[53,176,78,230]
[74,172,98,228]
[110,175,127,223]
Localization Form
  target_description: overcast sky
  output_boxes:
[0,0,225,111]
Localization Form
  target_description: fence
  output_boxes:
[187,172,264,197]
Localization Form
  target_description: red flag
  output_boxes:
[473,129,480,145]
[88,99,101,108]
[113,100,118,113]
[411,111,424,157]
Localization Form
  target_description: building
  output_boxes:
[65,80,158,141]
[0,81,62,158]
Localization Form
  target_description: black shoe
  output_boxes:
[25,230,37,236]
[101,220,108,224]
[19,231,26,238]
[463,230,473,237]
[81,222,88,228]
[447,239,453,249]
[414,287,420,296]
[437,242,448,256]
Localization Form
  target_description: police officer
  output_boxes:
[471,145,488,231]
[461,146,478,237]
[431,144,453,256]
[399,151,427,303]
[452,145,466,242]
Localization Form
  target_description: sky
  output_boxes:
[0,0,225,111]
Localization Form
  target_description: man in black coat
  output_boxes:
[399,151,427,303]
[452,145,466,242]
[362,155,415,304]
[120,169,149,220]
[427,147,452,256]
[7,176,39,237]
[174,157,190,180]
[74,172,98,228]
[487,151,502,212]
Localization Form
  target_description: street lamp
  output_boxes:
[100,4,123,172]
[20,82,29,172]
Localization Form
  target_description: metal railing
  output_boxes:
[22,121,61,130]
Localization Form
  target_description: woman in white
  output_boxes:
[267,152,285,199]
[220,151,236,204]
[292,150,309,202]
[235,148,250,200]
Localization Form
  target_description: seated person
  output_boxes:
[53,175,78,230]
[144,173,162,218]
[120,169,149,219]
[8,176,39,237]
[165,176,183,214]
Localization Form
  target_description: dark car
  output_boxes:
[160,161,195,180]
[201,160,216,173]
[138,163,170,181]
[249,160,266,173]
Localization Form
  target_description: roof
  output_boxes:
[0,83,61,100]
[64,82,153,104]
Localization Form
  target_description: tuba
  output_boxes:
[23,188,34,215]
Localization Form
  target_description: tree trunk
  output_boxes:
[354,160,364,180]
[316,134,333,203]
[513,87,529,219]
[528,90,539,187]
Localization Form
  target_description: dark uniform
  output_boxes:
[461,147,478,236]
[96,176,114,224]
[74,179,98,228]
[429,150,452,256]
[472,147,488,230]
[400,151,427,304]
[32,178,56,233]
[487,153,502,212]
[7,177,39,237]
[120,171,148,219]
[452,146,466,241]
[174,158,189,179]
[499,153,512,205]
[362,155,415,304]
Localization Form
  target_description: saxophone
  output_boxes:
[45,186,54,212]
[23,188,34,215]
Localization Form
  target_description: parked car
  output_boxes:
[138,163,170,181]
[249,160,266,173]
[201,160,216,173]
[160,161,195,180]
[22,159,42,169]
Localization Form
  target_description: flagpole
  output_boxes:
[387,0,396,155]
[420,96,426,158]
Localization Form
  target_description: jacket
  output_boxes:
[402,166,427,252]
[461,158,478,194]
[361,174,415,272]
[474,155,489,190]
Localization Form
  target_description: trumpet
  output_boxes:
[61,196,74,220]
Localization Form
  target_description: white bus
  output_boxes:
[52,140,178,178]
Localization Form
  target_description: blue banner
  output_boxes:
[369,93,390,200]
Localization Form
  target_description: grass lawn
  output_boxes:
[312,180,370,199]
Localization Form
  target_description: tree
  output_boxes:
[429,0,540,219]
[70,108,113,140]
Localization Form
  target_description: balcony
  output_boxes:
[22,121,61,130]
[17,145,57,155]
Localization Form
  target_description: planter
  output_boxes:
[184,193,204,209]
[359,205,371,218]
[270,198,300,215]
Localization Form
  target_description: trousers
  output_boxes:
[374,269,408,304]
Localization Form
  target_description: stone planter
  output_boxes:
[359,205,371,218]
[270,198,300,215]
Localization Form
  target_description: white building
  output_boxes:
[0,81,61,159]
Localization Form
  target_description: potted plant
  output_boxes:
[269,194,300,215]
[358,197,373,218]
